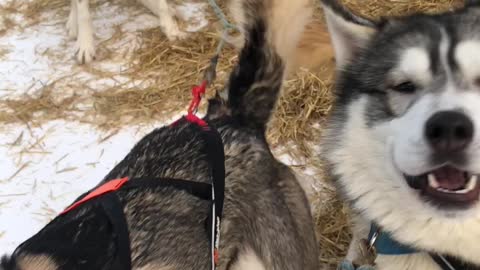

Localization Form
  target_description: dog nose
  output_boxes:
[425,111,474,153]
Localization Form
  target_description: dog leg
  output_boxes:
[75,0,95,64]
[228,249,266,270]
[346,233,364,261]
[223,33,245,50]
[345,214,372,263]
[66,0,78,39]
[139,0,186,40]
[157,0,185,40]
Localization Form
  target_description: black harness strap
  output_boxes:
[123,178,213,201]
[431,254,480,270]
[200,125,225,222]
[61,177,216,270]
[432,254,457,270]
[78,175,220,270]
[100,193,132,270]
[195,124,225,269]
[93,178,215,270]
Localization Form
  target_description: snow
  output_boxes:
[0,0,320,256]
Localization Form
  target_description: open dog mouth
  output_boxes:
[405,166,480,207]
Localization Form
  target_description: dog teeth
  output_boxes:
[428,174,440,189]
[453,188,469,194]
[466,175,478,192]
[455,175,478,194]
[429,174,478,194]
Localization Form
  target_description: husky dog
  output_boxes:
[1,0,319,268]
[67,0,187,64]
[320,0,480,269]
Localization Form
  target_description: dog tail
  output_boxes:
[209,0,312,131]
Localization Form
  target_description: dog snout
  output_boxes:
[425,111,474,153]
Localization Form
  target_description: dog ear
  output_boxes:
[320,0,378,69]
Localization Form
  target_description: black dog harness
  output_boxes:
[54,58,224,270]
[61,117,225,270]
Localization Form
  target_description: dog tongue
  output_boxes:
[432,166,466,190]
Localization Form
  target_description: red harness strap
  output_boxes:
[61,177,129,215]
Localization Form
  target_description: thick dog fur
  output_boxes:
[67,0,186,64]
[320,0,480,269]
[1,0,318,269]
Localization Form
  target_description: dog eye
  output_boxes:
[391,81,417,94]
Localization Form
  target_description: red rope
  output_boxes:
[186,80,208,127]
[187,80,207,116]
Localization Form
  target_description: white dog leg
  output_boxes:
[229,249,266,270]
[346,233,364,261]
[66,0,78,39]
[139,0,186,40]
[158,0,186,40]
[75,0,95,64]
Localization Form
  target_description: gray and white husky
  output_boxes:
[321,0,480,269]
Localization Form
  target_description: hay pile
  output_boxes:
[0,81,80,124]
[343,0,463,18]
[0,0,19,37]
[0,0,467,269]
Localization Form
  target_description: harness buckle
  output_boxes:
[369,230,379,250]
[356,226,380,266]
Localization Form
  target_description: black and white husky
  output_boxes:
[321,0,480,269]
[67,0,186,64]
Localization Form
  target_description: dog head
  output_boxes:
[321,0,480,259]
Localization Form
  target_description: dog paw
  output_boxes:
[223,33,244,49]
[165,28,187,41]
[75,38,95,64]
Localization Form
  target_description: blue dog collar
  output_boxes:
[368,224,417,255]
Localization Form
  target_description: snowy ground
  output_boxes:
[0,0,321,255]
